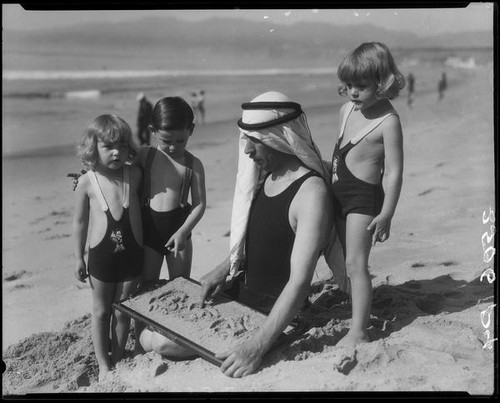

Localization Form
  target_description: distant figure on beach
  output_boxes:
[190,90,206,124]
[136,93,153,145]
[194,91,341,377]
[135,97,207,353]
[332,42,404,348]
[438,72,447,101]
[72,114,143,381]
[407,72,415,108]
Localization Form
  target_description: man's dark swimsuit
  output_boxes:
[142,147,193,256]
[331,102,396,219]
[239,171,317,313]
[87,167,143,282]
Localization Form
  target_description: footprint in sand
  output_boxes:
[417,187,447,196]
[9,284,33,292]
[4,270,32,281]
[439,260,458,267]
[333,349,358,375]
[44,233,71,241]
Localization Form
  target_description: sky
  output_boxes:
[2,4,494,37]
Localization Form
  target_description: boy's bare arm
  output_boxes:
[179,156,207,235]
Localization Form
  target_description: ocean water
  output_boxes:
[2,47,493,158]
[2,70,342,157]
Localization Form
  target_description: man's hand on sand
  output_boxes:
[199,271,225,308]
[199,257,231,307]
[216,339,263,378]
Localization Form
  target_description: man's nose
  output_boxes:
[244,141,254,155]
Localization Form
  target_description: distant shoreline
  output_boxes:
[2,67,336,82]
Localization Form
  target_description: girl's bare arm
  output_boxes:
[380,115,404,220]
[73,174,90,280]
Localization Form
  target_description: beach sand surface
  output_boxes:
[2,64,496,395]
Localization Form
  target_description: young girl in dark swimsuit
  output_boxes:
[73,114,143,381]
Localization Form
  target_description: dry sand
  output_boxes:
[2,65,496,395]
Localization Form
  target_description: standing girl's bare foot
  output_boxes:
[336,329,369,348]
[98,366,111,383]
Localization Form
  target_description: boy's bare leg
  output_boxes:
[139,328,196,359]
[134,247,164,355]
[337,213,373,348]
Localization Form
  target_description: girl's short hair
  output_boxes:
[337,42,406,100]
[151,97,194,132]
[77,114,137,170]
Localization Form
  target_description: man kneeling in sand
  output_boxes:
[139,91,339,377]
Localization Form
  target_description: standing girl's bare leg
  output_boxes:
[338,213,374,347]
[89,276,115,381]
[111,277,139,366]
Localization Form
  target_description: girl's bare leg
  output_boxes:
[111,277,139,366]
[337,213,374,348]
[89,276,115,381]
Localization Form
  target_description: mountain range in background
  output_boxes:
[3,16,493,71]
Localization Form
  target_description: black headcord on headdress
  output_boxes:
[237,101,303,130]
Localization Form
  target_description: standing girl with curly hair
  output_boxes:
[331,42,405,347]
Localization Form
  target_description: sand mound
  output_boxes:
[3,276,494,394]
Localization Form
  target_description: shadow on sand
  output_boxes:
[263,274,494,365]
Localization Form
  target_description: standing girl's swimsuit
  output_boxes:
[331,102,397,219]
[141,147,193,255]
[87,166,143,282]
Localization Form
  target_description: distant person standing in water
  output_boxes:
[137,93,153,145]
[407,72,415,108]
[190,90,206,124]
[437,72,447,102]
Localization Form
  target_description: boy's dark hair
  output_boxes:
[151,97,194,131]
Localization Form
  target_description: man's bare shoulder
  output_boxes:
[295,174,330,210]
[301,175,329,195]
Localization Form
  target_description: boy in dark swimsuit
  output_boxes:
[134,97,206,355]
[138,97,206,284]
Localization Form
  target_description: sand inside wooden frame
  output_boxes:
[120,277,268,354]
